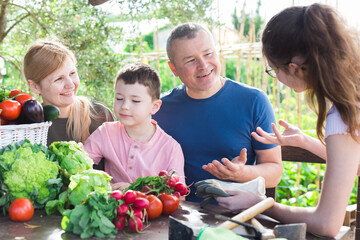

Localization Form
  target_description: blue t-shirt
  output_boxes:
[153,79,277,201]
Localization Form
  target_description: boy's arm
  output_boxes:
[84,128,105,165]
[167,142,185,183]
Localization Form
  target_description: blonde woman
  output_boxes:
[23,39,114,147]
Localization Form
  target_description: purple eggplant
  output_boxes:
[17,99,44,124]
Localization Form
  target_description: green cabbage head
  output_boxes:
[0,140,62,211]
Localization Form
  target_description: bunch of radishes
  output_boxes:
[158,170,189,198]
[139,169,189,198]
[110,190,149,233]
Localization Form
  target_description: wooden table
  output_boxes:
[0,201,353,240]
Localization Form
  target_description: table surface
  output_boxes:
[0,201,354,240]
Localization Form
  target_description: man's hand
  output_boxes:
[216,190,264,211]
[202,148,247,181]
[251,119,304,147]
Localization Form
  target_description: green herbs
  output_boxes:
[126,170,187,197]
[61,191,118,239]
[45,169,112,215]
[68,169,112,206]
[127,175,173,196]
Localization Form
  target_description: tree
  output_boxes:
[232,0,263,41]
[0,0,216,105]
[0,0,122,105]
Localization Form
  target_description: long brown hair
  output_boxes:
[23,39,96,143]
[262,4,360,142]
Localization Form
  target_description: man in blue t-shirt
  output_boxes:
[153,23,282,202]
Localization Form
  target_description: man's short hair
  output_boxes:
[115,62,161,100]
[166,23,211,63]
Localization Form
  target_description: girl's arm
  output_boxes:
[251,119,327,160]
[218,134,359,237]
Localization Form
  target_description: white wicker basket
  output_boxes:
[0,121,52,149]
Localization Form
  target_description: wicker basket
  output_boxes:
[0,121,52,149]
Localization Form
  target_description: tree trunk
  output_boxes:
[0,0,8,43]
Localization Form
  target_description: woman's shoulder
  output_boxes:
[91,101,111,112]
[91,101,115,120]
[325,106,348,139]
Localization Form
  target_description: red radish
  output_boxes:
[132,208,144,219]
[113,215,125,230]
[117,203,129,216]
[128,216,143,232]
[124,190,137,204]
[166,176,177,188]
[110,190,123,200]
[179,187,188,196]
[172,174,180,183]
[174,182,186,193]
[141,185,153,193]
[158,170,168,176]
[135,191,147,198]
[173,191,181,199]
[134,197,149,210]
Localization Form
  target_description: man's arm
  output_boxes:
[202,146,282,188]
[252,146,282,187]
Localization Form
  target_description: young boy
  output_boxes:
[84,63,185,189]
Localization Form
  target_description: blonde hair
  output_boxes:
[262,4,360,142]
[23,39,96,143]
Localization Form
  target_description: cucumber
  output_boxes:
[43,105,60,121]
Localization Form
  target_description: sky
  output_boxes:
[97,0,360,49]
[216,0,360,30]
[99,0,360,30]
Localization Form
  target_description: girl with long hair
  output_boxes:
[216,3,360,237]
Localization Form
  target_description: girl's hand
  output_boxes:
[251,119,304,147]
[215,190,264,211]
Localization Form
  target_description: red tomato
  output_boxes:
[159,193,179,215]
[145,194,163,219]
[8,89,22,98]
[8,198,34,222]
[15,93,35,106]
[0,100,21,120]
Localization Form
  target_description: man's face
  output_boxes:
[169,29,221,99]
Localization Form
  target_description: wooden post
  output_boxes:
[236,50,242,82]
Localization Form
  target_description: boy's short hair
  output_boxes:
[115,62,161,100]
